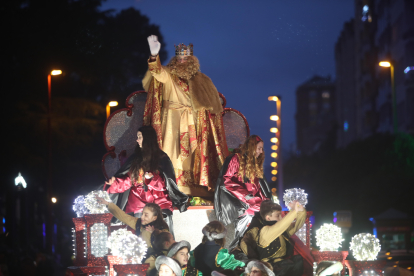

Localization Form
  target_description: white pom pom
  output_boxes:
[73,195,89,217]
[107,228,148,264]
[84,190,112,214]
[283,188,308,209]
[350,233,381,261]
[315,223,344,251]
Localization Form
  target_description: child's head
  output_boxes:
[202,221,227,247]
[167,241,191,267]
[259,200,282,222]
[142,203,169,230]
[152,230,175,252]
[155,256,182,276]
[246,260,274,276]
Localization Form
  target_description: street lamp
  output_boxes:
[379,61,397,133]
[46,69,62,254]
[106,101,118,118]
[51,197,57,204]
[268,95,283,206]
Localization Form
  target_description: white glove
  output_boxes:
[147,35,161,56]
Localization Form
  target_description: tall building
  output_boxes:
[375,0,414,134]
[354,0,379,139]
[334,0,414,149]
[335,19,358,148]
[295,76,336,155]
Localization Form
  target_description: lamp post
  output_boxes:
[46,69,61,254]
[379,61,397,133]
[106,101,118,118]
[268,96,283,207]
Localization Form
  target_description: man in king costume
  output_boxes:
[142,35,229,196]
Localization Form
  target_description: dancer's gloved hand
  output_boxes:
[147,35,161,56]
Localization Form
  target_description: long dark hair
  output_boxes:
[130,125,162,184]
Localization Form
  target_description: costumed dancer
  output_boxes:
[155,256,183,276]
[95,196,169,251]
[244,260,275,276]
[240,201,306,276]
[167,241,202,276]
[143,35,229,196]
[104,125,188,235]
[214,135,271,251]
[189,221,245,276]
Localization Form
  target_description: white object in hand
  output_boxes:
[319,261,343,276]
[147,35,161,56]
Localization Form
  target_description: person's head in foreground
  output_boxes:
[259,200,282,222]
[152,230,175,252]
[244,260,275,276]
[202,221,227,247]
[167,240,191,267]
[156,256,182,276]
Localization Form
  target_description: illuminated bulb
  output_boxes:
[51,70,62,75]
[109,101,118,107]
[271,177,277,181]
[51,197,57,203]
[268,96,279,101]
[271,162,277,167]
[270,115,279,121]
[270,127,278,133]
[271,152,278,158]
[271,137,278,143]
[379,61,391,67]
[271,145,278,150]
[271,170,277,175]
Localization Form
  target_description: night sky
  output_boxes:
[100,0,354,173]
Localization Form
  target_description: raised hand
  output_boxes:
[147,35,161,56]
[105,176,116,186]
[95,195,109,206]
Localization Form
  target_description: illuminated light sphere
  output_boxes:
[51,197,57,203]
[73,195,89,217]
[349,233,381,261]
[270,115,279,121]
[283,188,308,209]
[271,177,277,181]
[84,190,112,214]
[315,223,344,251]
[271,152,278,158]
[108,228,148,264]
[109,101,118,107]
[271,145,278,150]
[270,137,279,143]
[271,162,277,167]
[379,61,391,67]
[271,170,278,175]
[270,127,278,133]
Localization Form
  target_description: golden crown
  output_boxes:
[175,43,193,56]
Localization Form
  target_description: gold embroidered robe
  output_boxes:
[142,56,229,195]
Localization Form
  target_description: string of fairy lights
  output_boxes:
[268,96,281,182]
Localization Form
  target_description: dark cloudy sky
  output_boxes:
[100,0,354,173]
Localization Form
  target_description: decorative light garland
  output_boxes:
[283,188,308,209]
[349,233,381,261]
[84,190,112,214]
[315,223,344,251]
[107,228,148,264]
[73,195,89,217]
